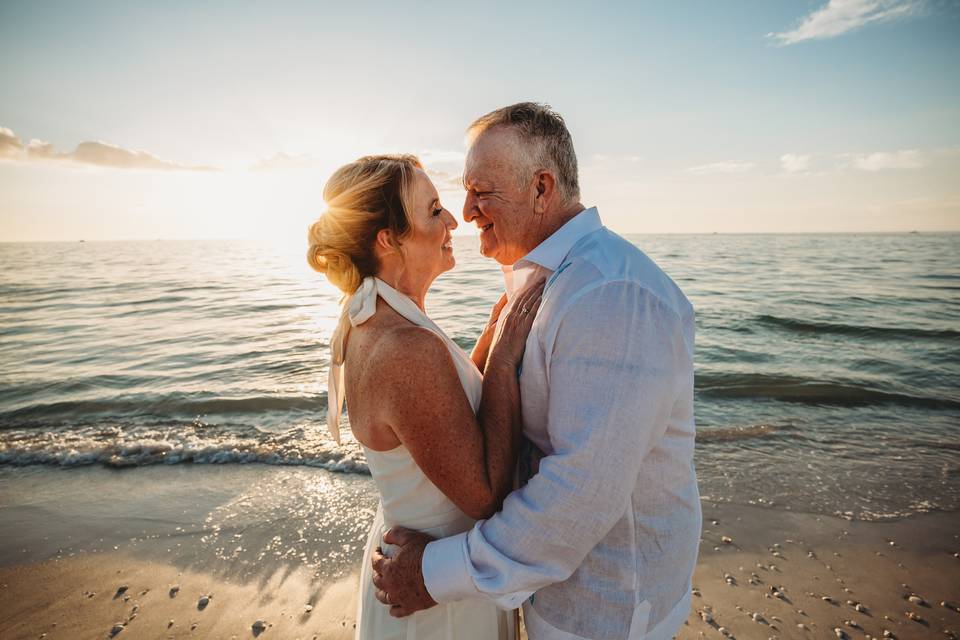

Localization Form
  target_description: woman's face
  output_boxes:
[399,169,458,280]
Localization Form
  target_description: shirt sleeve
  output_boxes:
[422,280,689,607]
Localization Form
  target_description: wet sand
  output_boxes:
[1,465,958,639]
[677,503,960,640]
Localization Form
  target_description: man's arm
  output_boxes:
[422,280,690,607]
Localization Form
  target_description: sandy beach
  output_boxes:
[1,465,957,640]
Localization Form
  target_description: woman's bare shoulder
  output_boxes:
[367,323,450,378]
[350,304,451,380]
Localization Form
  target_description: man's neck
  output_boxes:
[523,201,585,255]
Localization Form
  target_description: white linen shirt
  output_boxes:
[422,207,701,640]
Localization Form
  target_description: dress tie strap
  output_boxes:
[326,277,435,444]
[327,277,377,444]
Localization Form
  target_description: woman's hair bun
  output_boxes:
[306,155,422,295]
[307,242,362,295]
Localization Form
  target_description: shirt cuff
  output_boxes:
[422,531,477,604]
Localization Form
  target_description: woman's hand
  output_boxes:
[488,279,545,369]
[470,293,509,373]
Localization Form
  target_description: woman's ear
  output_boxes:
[374,228,403,263]
[375,228,396,252]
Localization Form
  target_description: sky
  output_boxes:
[1,0,958,242]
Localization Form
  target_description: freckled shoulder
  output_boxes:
[365,323,452,387]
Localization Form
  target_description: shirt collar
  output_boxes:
[501,206,602,296]
[520,206,602,271]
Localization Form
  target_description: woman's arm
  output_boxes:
[370,282,543,520]
[470,293,507,373]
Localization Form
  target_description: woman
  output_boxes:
[307,154,541,639]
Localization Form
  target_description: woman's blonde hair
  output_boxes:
[307,154,422,294]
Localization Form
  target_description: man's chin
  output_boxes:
[478,242,504,263]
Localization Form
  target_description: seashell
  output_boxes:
[169,585,179,597]
[109,623,125,637]
[252,620,268,632]
[722,536,733,544]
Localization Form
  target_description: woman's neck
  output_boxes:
[375,268,431,312]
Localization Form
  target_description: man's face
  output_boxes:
[462,129,535,265]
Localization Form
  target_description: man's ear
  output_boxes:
[533,170,557,215]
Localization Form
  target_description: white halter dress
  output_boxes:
[328,277,515,640]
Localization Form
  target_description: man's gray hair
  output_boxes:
[467,102,580,203]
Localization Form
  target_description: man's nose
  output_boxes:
[462,192,478,222]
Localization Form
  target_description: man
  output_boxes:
[372,102,701,639]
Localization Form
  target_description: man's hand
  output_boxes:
[370,526,438,618]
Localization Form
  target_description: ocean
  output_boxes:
[1,233,958,522]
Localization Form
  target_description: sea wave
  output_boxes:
[753,314,960,340]
[0,426,368,473]
[695,372,960,409]
[0,392,327,426]
[696,424,783,442]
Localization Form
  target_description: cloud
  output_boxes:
[0,127,23,158]
[0,125,217,171]
[250,152,327,171]
[590,153,642,164]
[419,149,466,165]
[769,0,923,45]
[685,161,755,175]
[425,168,465,191]
[780,153,812,173]
[840,149,924,171]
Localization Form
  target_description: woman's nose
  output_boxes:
[444,210,458,230]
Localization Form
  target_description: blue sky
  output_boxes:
[1,0,958,240]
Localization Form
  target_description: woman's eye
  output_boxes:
[432,208,443,217]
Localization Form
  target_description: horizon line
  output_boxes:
[2,230,958,244]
